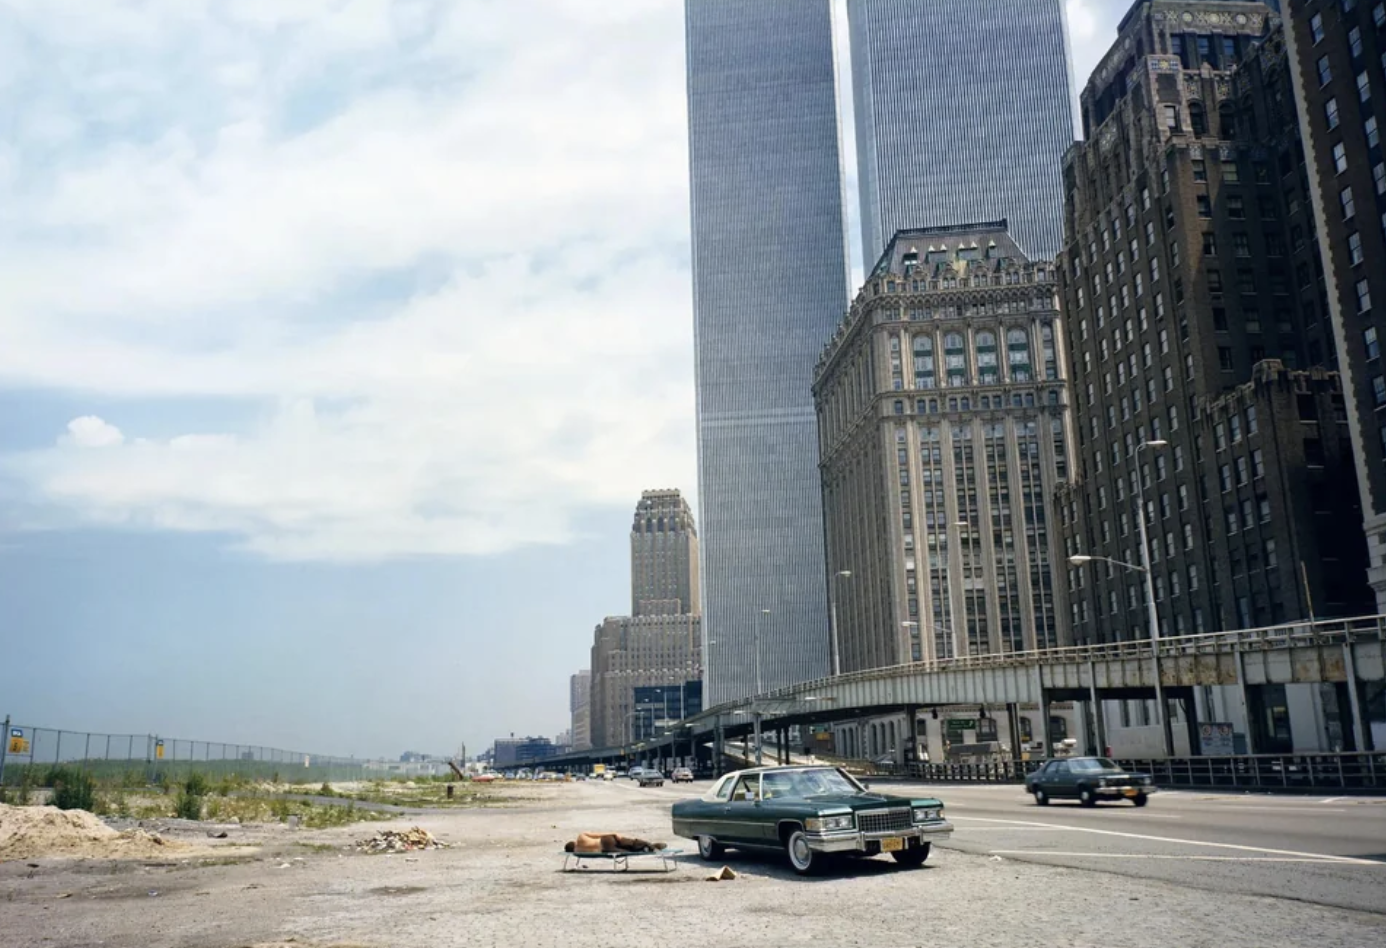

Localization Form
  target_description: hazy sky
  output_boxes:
[0,0,1129,759]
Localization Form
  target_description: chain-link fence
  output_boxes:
[0,720,373,786]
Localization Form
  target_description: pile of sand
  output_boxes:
[0,803,187,861]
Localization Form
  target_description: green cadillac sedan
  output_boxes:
[671,765,952,875]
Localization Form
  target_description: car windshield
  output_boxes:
[1069,758,1122,773]
[762,768,863,799]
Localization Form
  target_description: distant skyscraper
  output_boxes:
[589,491,703,748]
[569,670,591,751]
[685,0,851,704]
[630,490,700,616]
[848,0,1078,263]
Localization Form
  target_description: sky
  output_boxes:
[0,0,1130,760]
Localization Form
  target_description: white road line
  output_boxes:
[1321,797,1345,804]
[951,816,1383,865]
[1198,805,1350,813]
[986,851,1367,864]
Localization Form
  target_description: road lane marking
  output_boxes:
[1199,805,1350,813]
[986,851,1374,864]
[951,816,1383,865]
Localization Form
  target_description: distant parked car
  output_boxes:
[671,767,694,783]
[1025,757,1156,807]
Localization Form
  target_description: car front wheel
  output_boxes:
[697,836,725,860]
[891,842,930,868]
[785,829,820,875]
[1132,793,1149,807]
[1033,788,1050,806]
[1079,787,1098,807]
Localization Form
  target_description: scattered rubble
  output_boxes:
[704,865,737,882]
[0,804,186,861]
[354,827,447,854]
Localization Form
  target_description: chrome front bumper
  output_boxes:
[807,819,954,854]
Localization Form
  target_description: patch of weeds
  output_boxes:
[48,767,96,812]
[173,771,208,820]
[318,782,337,797]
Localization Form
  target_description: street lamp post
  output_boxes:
[753,609,769,765]
[829,570,852,677]
[1070,439,1174,757]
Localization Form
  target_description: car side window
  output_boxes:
[712,776,734,801]
[731,775,759,801]
[1052,762,1070,777]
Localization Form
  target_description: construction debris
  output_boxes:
[354,827,447,854]
[704,865,737,882]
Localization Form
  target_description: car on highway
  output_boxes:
[636,768,665,787]
[1025,756,1156,807]
[671,765,952,875]
[671,767,695,783]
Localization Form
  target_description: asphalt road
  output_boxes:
[618,777,1386,916]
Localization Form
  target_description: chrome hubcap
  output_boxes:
[791,835,811,867]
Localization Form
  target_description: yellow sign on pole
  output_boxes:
[8,729,28,755]
[155,740,165,760]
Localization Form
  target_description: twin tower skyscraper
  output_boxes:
[686,0,1078,704]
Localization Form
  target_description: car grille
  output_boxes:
[1105,776,1138,788]
[857,807,913,835]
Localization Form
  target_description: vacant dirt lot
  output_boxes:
[1,780,1381,948]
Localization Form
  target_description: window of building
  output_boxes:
[1334,142,1348,174]
[1312,13,1324,43]
[1350,27,1363,59]
[1163,104,1179,130]
[1343,187,1356,220]
[1208,269,1223,293]
[1360,279,1374,313]
[1367,326,1380,360]
[1368,116,1381,149]
[1222,160,1240,183]
[1359,71,1372,103]
[1350,232,1365,265]
[1374,375,1386,406]
[1202,233,1216,256]
[974,331,997,385]
[1197,194,1212,217]
[1318,55,1333,86]
[1234,233,1251,258]
[1228,195,1245,219]
[1326,97,1340,130]
[1376,2,1386,28]
[1220,464,1233,492]
[1193,157,1207,180]
[944,332,968,386]
[1375,162,1386,196]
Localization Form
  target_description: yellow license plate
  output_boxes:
[1123,788,1138,797]
[880,837,904,853]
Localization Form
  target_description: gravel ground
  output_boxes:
[1,780,1381,948]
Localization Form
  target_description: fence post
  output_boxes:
[0,715,9,786]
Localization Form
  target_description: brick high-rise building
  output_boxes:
[630,490,700,616]
[1057,0,1372,753]
[589,492,703,748]
[1284,0,1386,611]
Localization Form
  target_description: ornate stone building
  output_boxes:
[814,221,1074,671]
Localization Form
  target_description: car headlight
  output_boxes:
[806,814,854,832]
[912,807,942,823]
[1141,777,1153,786]
[1098,778,1109,788]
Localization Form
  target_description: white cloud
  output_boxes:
[0,0,697,561]
[61,416,126,448]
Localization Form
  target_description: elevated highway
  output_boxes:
[534,614,1386,778]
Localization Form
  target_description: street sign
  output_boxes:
[7,728,28,755]
[1199,722,1235,756]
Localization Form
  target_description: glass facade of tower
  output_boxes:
[848,0,1078,263]
[685,0,851,705]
